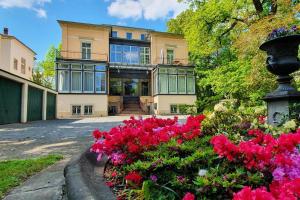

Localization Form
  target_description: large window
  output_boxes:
[57,63,107,93]
[110,44,150,65]
[82,42,91,60]
[153,67,195,95]
[167,49,174,64]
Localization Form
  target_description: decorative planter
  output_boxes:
[260,35,300,95]
[260,35,300,125]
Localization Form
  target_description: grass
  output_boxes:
[0,154,63,199]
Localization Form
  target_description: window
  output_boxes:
[159,74,168,94]
[141,34,145,40]
[21,58,26,74]
[72,105,81,115]
[170,105,178,113]
[153,67,195,95]
[14,59,18,70]
[126,32,132,39]
[140,47,150,64]
[169,75,177,94]
[178,75,186,94]
[83,71,94,92]
[71,71,82,92]
[58,64,69,69]
[167,49,174,64]
[84,105,93,115]
[187,76,195,94]
[110,78,122,95]
[112,31,118,38]
[95,72,106,93]
[58,70,69,92]
[82,42,91,60]
[72,64,81,70]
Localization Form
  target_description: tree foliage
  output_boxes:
[168,0,300,111]
[32,44,61,89]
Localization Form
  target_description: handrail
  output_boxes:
[56,50,108,62]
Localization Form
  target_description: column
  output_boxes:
[21,83,28,123]
[42,90,47,120]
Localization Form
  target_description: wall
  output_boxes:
[10,38,35,80]
[60,22,110,61]
[0,35,11,72]
[140,96,153,113]
[150,33,189,65]
[111,27,148,40]
[57,94,108,118]
[0,35,35,80]
[108,96,123,114]
[154,95,197,115]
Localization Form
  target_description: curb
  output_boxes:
[64,150,116,200]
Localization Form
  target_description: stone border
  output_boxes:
[64,150,115,200]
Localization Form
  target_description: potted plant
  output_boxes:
[259,25,300,94]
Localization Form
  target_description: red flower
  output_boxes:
[125,171,143,185]
[92,129,102,140]
[111,171,117,177]
[105,181,114,187]
[182,192,195,200]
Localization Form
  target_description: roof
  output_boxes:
[0,33,37,55]
[57,20,184,38]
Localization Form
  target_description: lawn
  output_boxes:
[0,154,63,198]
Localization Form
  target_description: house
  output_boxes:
[0,28,57,125]
[0,28,36,80]
[55,20,196,118]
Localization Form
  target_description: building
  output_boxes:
[0,28,36,80]
[0,28,57,125]
[55,20,196,118]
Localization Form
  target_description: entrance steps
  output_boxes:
[119,96,146,115]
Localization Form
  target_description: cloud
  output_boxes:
[0,0,51,18]
[107,0,188,20]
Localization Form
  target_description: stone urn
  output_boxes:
[260,35,300,125]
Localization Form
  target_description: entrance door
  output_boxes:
[124,79,138,96]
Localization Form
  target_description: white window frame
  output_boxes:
[167,49,174,65]
[81,42,91,60]
[84,105,93,115]
[58,70,70,93]
[72,105,81,115]
[95,72,106,93]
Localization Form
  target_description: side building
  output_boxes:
[55,20,196,118]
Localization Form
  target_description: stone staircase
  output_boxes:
[119,97,146,115]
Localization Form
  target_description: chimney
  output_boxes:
[3,27,8,35]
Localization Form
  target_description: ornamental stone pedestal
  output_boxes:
[260,35,300,125]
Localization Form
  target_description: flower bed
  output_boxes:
[90,114,300,199]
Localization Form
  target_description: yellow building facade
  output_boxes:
[56,20,196,118]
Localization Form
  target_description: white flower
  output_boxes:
[214,103,227,112]
[198,169,208,176]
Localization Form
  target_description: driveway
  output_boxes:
[0,115,187,200]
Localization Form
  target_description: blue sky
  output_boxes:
[0,0,188,62]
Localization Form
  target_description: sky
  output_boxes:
[0,0,188,62]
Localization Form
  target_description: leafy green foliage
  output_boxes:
[167,0,300,111]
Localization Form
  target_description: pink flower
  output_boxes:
[182,192,195,200]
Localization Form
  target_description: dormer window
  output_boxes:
[126,32,132,40]
[112,31,118,38]
[82,42,91,60]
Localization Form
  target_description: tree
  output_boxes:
[168,0,300,111]
[32,44,61,89]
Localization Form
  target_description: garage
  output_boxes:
[27,86,43,121]
[47,92,56,120]
[0,77,22,124]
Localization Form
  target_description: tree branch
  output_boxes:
[252,0,263,14]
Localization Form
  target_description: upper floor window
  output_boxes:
[21,58,26,74]
[167,49,174,64]
[140,47,150,64]
[82,42,91,60]
[13,58,18,70]
[112,31,118,38]
[126,32,132,40]
[141,34,145,40]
